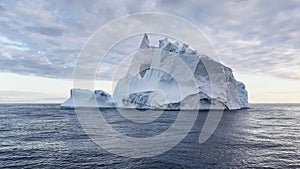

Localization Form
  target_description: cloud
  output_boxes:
[26,26,64,36]
[0,0,299,80]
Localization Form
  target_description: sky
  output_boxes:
[0,0,300,103]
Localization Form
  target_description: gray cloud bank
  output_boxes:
[0,0,299,80]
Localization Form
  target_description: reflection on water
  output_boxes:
[0,104,299,168]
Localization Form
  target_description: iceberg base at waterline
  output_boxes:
[61,87,249,110]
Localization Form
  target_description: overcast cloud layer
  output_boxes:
[0,0,299,80]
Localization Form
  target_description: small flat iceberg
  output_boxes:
[61,89,115,109]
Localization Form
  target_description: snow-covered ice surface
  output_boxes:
[61,34,249,110]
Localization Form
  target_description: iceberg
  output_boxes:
[61,34,249,110]
[61,89,115,109]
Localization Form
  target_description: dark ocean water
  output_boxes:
[0,104,299,168]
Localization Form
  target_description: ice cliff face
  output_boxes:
[61,34,249,110]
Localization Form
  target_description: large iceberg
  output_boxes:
[61,34,249,110]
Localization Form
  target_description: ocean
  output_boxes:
[0,104,299,168]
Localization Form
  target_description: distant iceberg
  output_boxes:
[61,34,249,110]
